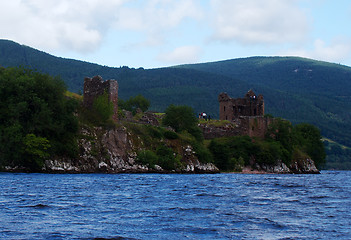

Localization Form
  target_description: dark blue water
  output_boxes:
[1,171,350,240]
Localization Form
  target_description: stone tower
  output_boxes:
[83,75,119,122]
[218,90,264,121]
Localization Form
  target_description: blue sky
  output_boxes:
[1,0,351,68]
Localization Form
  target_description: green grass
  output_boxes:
[199,119,235,127]
[65,91,83,101]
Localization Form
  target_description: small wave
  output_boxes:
[28,204,51,209]
[245,181,260,186]
[92,238,138,240]
[168,206,212,212]
[92,237,139,240]
[195,193,222,197]
[262,217,287,230]
[279,183,306,188]
[165,226,218,235]
[309,195,329,199]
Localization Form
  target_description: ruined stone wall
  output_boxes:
[218,92,234,121]
[218,91,264,121]
[107,80,119,122]
[246,116,273,138]
[200,116,273,139]
[200,118,246,139]
[83,75,119,121]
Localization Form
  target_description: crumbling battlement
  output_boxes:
[218,90,264,121]
[83,75,119,121]
[204,90,268,139]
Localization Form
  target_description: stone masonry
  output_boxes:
[83,75,119,122]
[218,90,264,121]
[199,90,269,139]
[200,116,273,139]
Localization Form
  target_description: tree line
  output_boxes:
[0,67,78,170]
[0,67,326,172]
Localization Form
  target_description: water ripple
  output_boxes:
[0,171,351,239]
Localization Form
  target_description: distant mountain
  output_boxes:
[1,39,351,153]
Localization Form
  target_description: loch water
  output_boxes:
[0,171,350,240]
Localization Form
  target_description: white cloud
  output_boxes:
[0,0,127,52]
[280,38,351,64]
[312,39,351,62]
[158,45,202,64]
[0,0,204,55]
[114,0,203,46]
[209,0,309,45]
[116,0,202,30]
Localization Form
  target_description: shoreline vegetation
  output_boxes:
[0,67,324,174]
[1,39,350,169]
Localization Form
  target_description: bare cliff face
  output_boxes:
[44,125,219,174]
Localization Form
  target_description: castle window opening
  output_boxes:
[218,90,264,120]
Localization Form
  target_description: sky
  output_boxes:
[1,0,351,69]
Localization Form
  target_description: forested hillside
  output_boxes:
[1,39,350,169]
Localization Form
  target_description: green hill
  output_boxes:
[176,57,351,147]
[1,39,350,168]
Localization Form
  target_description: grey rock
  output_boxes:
[44,125,219,174]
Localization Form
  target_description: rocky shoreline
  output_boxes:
[2,112,320,174]
[40,124,220,174]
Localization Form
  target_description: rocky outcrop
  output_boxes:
[43,121,318,174]
[34,111,320,175]
[44,125,219,174]
[241,159,320,174]
[289,158,319,174]
[138,112,160,126]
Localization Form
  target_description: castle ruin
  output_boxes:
[83,75,119,122]
[203,90,270,139]
[218,90,264,121]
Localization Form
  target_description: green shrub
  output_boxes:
[156,145,182,170]
[226,136,257,165]
[231,156,245,172]
[144,125,163,139]
[192,140,213,163]
[188,126,204,142]
[119,95,150,115]
[293,123,326,169]
[0,67,78,170]
[92,91,114,124]
[164,130,178,140]
[22,134,51,170]
[255,141,280,165]
[208,139,232,170]
[137,145,182,171]
[136,150,158,168]
[162,104,203,141]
